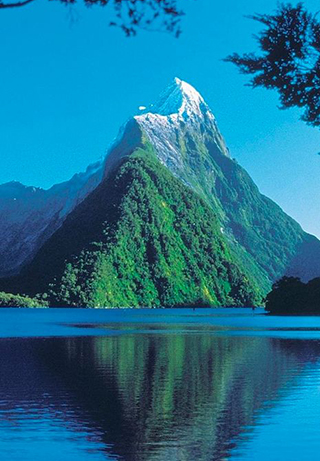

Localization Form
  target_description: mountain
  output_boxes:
[9,148,261,307]
[105,78,320,286]
[0,160,104,277]
[1,78,320,307]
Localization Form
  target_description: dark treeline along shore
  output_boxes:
[1,80,320,308]
[266,277,320,315]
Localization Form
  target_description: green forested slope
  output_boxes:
[203,151,319,282]
[0,292,47,308]
[133,112,320,288]
[3,148,262,307]
[158,127,320,284]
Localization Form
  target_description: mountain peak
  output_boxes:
[140,78,214,121]
[132,78,229,165]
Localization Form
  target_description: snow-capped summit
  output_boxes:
[130,78,229,175]
[143,77,214,122]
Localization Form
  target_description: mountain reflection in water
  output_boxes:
[0,327,318,461]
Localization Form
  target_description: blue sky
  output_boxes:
[1,0,320,236]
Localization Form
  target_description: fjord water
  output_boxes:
[1,309,320,460]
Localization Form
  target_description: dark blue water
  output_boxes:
[0,308,320,460]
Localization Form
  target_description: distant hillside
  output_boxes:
[0,161,103,277]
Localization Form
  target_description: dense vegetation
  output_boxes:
[160,119,320,287]
[266,276,320,314]
[0,291,48,308]
[199,145,314,283]
[2,128,320,308]
[2,148,263,307]
[47,150,264,307]
[2,121,320,308]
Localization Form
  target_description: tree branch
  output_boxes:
[0,0,35,9]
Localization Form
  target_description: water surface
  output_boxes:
[0,308,319,460]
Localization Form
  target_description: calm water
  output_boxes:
[0,308,320,460]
